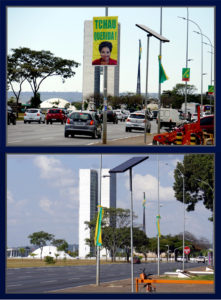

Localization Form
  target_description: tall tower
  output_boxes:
[82,21,120,107]
[78,169,116,258]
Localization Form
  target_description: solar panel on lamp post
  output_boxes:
[109,156,149,292]
[135,23,170,137]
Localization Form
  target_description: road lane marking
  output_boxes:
[41,280,58,284]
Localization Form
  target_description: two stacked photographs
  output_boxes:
[6,5,215,296]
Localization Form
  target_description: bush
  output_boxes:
[44,256,55,264]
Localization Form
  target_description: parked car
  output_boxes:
[125,112,151,133]
[100,110,118,124]
[177,256,188,262]
[195,256,206,263]
[24,108,45,124]
[46,108,67,124]
[7,106,16,125]
[133,256,141,264]
[64,111,102,139]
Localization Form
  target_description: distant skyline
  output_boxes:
[7,154,213,247]
[7,6,214,95]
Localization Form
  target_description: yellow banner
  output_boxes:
[92,16,118,66]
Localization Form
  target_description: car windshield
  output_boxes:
[130,114,145,119]
[48,109,61,113]
[27,109,38,113]
[71,113,92,121]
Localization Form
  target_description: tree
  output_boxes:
[173,154,214,220]
[7,55,27,116]
[85,208,136,261]
[52,239,68,252]
[19,247,25,259]
[28,231,54,260]
[8,47,80,107]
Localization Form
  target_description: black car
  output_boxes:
[7,106,16,125]
[100,110,118,124]
[64,111,102,139]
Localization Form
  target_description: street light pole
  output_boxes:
[177,168,185,271]
[184,8,189,118]
[157,155,160,276]
[102,7,108,144]
[178,16,204,107]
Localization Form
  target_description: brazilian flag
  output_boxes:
[94,206,104,246]
[158,55,169,83]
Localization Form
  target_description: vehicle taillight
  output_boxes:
[24,113,26,116]
[67,118,70,124]
[89,120,94,125]
[37,113,40,116]
[126,118,130,122]
[143,120,146,123]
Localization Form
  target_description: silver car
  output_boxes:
[64,111,102,139]
[125,112,151,133]
[24,108,45,124]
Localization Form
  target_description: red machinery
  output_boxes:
[152,107,214,145]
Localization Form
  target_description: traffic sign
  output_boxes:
[208,85,214,95]
[184,246,190,254]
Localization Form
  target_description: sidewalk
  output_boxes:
[93,133,154,146]
[51,267,214,294]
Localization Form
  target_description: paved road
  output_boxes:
[6,262,205,293]
[7,120,158,146]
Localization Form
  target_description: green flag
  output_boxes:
[158,55,168,83]
[94,206,104,247]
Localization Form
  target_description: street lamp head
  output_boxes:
[193,30,200,35]
[177,16,187,20]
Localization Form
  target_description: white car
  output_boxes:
[113,110,124,121]
[125,112,151,133]
[24,108,45,124]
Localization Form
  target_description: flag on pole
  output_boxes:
[94,205,104,246]
[136,39,142,95]
[142,193,146,208]
[156,215,161,237]
[158,55,169,83]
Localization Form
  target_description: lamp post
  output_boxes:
[165,244,170,261]
[176,167,185,271]
[109,156,149,292]
[194,31,214,107]
[102,7,108,144]
[136,17,169,140]
[178,16,204,107]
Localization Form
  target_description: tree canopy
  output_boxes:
[28,231,55,259]
[7,47,80,107]
[173,154,214,220]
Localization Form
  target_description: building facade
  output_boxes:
[82,21,120,108]
[78,169,116,258]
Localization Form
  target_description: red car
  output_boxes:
[46,109,67,124]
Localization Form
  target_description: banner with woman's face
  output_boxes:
[92,16,118,66]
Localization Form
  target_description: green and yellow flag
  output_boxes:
[142,193,146,208]
[156,215,161,237]
[158,55,169,83]
[94,205,104,247]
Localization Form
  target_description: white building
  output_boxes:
[28,245,73,259]
[82,21,120,106]
[78,169,116,258]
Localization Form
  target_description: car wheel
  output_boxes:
[46,120,49,124]
[28,121,31,124]
[50,121,53,124]
[64,132,69,138]
[125,127,128,132]
[24,121,26,124]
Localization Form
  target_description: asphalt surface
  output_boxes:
[6,262,207,294]
[7,120,158,146]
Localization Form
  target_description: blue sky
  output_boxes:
[7,6,214,94]
[7,154,213,248]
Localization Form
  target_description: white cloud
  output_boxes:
[7,190,14,204]
[39,197,54,214]
[127,173,175,203]
[33,156,74,187]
